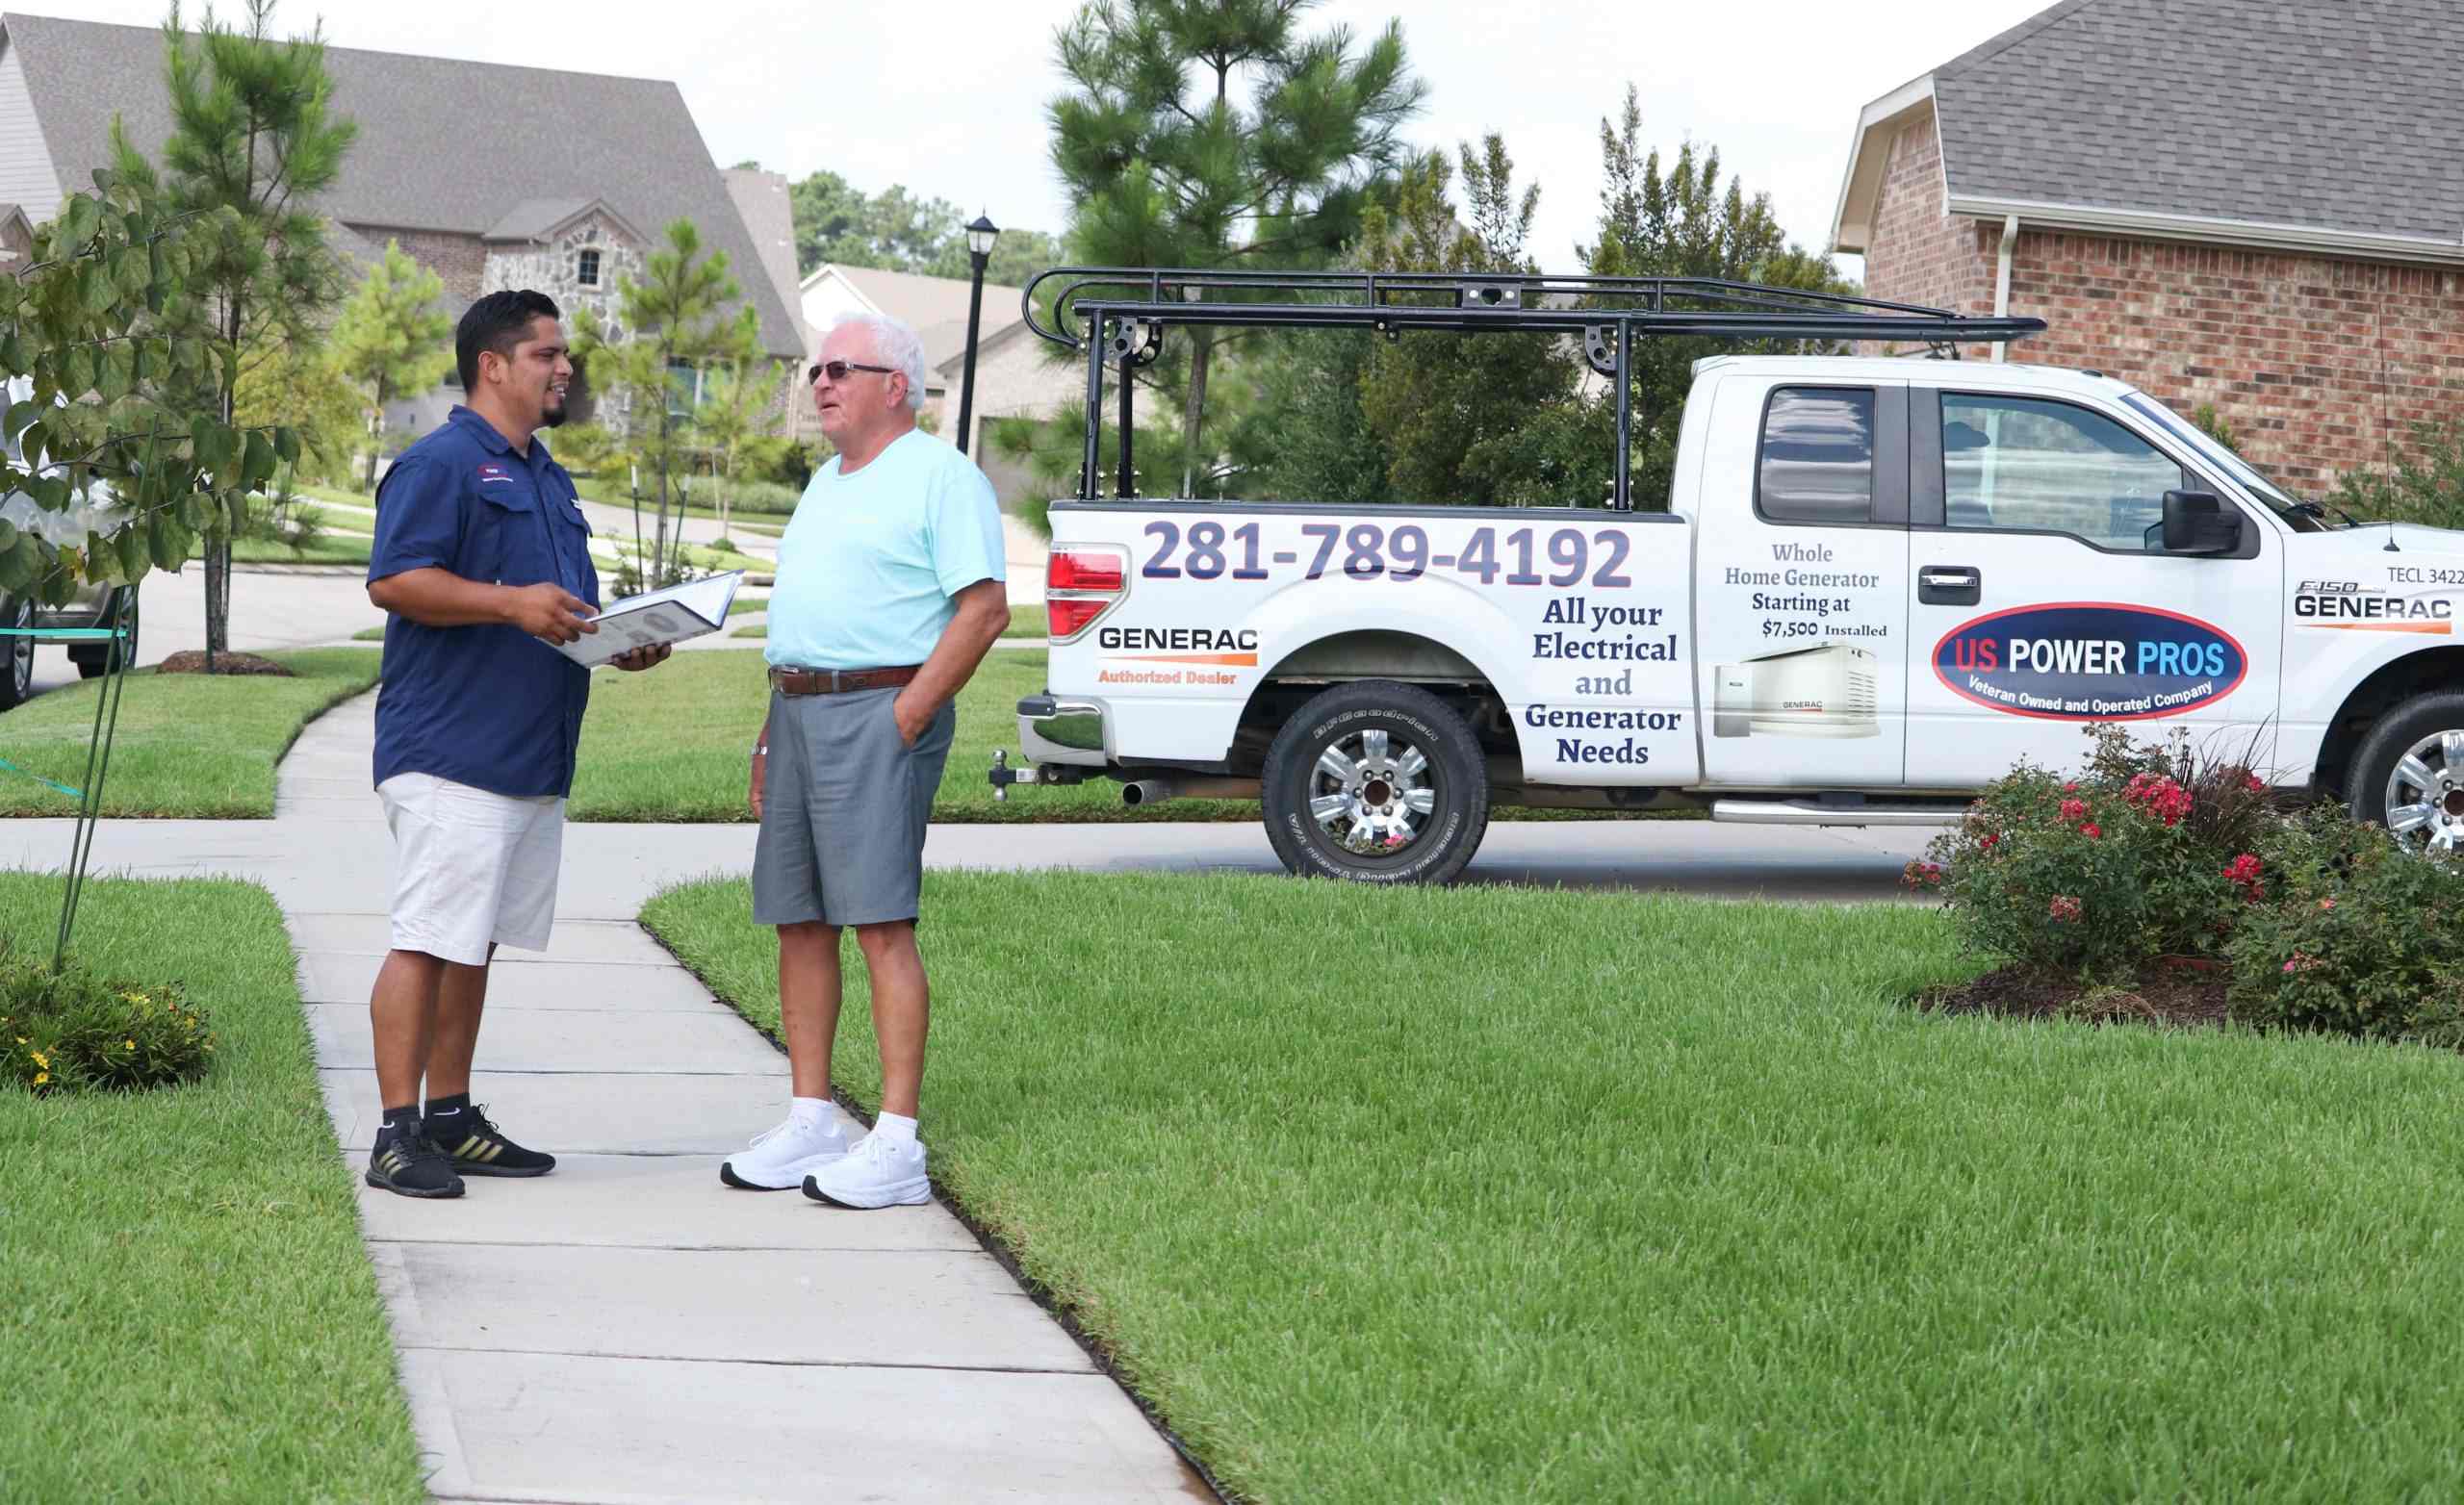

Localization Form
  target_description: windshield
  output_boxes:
[2121,391,2328,532]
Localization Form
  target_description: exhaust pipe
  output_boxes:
[1120,779,1170,807]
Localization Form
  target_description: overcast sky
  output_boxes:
[57,0,2056,278]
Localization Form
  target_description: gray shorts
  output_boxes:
[752,686,955,928]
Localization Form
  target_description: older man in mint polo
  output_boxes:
[719,311,1010,1208]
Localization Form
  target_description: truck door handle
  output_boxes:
[1920,566,1981,605]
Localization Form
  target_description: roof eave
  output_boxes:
[1946,194,2464,266]
[1831,75,1937,255]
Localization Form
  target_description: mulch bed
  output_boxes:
[152,650,296,677]
[1916,960,2234,1031]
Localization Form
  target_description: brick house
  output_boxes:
[1831,0,2464,489]
[0,12,807,445]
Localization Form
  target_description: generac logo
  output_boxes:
[1097,625,1259,666]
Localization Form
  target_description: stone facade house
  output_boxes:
[0,12,807,447]
[1832,0,2464,489]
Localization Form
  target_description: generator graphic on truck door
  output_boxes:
[1712,643,1881,738]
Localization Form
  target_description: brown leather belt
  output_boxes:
[768,664,923,696]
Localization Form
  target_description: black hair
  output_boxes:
[455,290,561,392]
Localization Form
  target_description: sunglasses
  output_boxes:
[808,359,895,384]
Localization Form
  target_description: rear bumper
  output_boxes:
[1015,694,1110,766]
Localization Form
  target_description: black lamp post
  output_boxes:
[956,213,999,455]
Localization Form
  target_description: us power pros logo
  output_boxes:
[1934,603,2246,721]
[2293,579,2453,634]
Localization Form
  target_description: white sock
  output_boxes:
[788,1096,831,1130]
[871,1110,918,1148]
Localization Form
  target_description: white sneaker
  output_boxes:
[719,1112,853,1190]
[801,1130,930,1208]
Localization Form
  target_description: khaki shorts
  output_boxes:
[378,772,565,965]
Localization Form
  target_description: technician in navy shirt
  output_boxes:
[360,290,671,1200]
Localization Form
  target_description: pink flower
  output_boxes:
[2048,895,2083,923]
[2080,823,2102,839]
[1979,831,2000,852]
[2283,951,2323,974]
[2059,799,2089,823]
[2246,775,2267,794]
[2064,781,2079,792]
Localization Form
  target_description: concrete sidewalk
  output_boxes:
[277,695,1207,1503]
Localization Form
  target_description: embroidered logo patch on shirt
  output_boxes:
[476,463,514,485]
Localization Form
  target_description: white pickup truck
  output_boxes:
[995,269,2464,881]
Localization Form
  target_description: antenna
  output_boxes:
[2385,522,2401,552]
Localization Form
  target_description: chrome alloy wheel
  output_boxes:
[2383,728,2464,854]
[1306,727,1438,855]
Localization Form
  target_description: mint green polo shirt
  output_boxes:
[765,429,1007,671]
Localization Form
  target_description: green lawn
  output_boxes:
[227,534,373,568]
[645,871,2464,1502]
[568,649,1250,823]
[0,649,382,817]
[0,873,424,1502]
[726,602,1045,642]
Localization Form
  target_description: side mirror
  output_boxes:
[2162,490,2243,554]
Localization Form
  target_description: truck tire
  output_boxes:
[2348,691,2464,854]
[1261,680,1490,883]
[0,598,33,711]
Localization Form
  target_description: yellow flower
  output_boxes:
[30,1050,47,1070]
[119,991,147,1006]
[32,1071,46,1085]
[124,1039,136,1051]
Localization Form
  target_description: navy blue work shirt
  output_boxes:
[368,406,601,798]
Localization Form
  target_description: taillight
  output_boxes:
[1047,598,1110,638]
[1045,546,1126,641]
[1047,548,1125,593]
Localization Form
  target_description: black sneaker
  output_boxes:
[426,1104,556,1178]
[367,1135,465,1199]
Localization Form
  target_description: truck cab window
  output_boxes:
[1942,394,2185,550]
[1757,387,1876,524]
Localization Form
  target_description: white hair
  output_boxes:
[828,312,928,413]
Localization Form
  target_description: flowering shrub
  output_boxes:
[1,955,214,1094]
[2225,807,2464,1045]
[1916,726,2278,979]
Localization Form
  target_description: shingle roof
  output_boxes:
[1930,0,2464,243]
[722,168,806,351]
[0,12,803,356]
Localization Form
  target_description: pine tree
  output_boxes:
[109,0,354,667]
[1039,0,1424,496]
[1580,85,1852,507]
[570,218,757,585]
[326,240,449,491]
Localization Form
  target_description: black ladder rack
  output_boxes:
[1018,266,2046,511]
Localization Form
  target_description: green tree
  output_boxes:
[233,333,359,490]
[0,174,300,613]
[326,240,449,491]
[1044,0,1425,495]
[1355,137,1602,507]
[109,0,354,666]
[777,166,1064,288]
[1580,85,1851,507]
[571,217,757,584]
[689,354,783,541]
[2330,417,2464,529]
